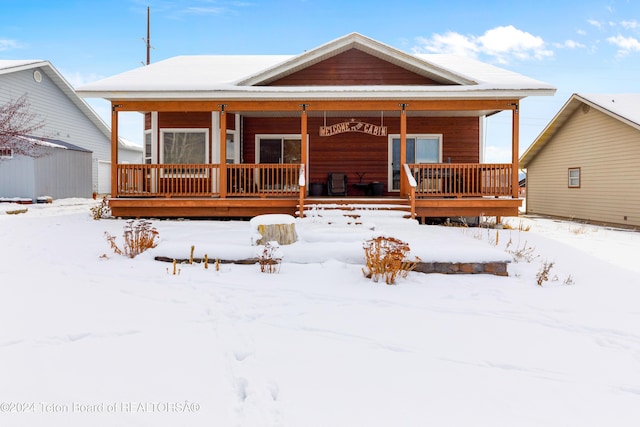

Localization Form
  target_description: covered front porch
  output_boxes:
[109,161,520,220]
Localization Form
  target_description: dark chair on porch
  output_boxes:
[327,172,347,196]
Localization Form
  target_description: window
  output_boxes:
[256,135,302,164]
[226,132,236,164]
[568,167,580,188]
[389,135,442,191]
[144,130,152,164]
[160,129,208,164]
[160,129,209,176]
[0,147,13,159]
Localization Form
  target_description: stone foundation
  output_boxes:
[415,261,509,276]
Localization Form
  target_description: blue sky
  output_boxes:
[2,0,640,161]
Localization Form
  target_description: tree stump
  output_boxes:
[251,214,298,246]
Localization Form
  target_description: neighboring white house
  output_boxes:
[0,60,142,200]
[520,93,640,228]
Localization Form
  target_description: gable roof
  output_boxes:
[520,93,640,167]
[0,60,141,152]
[237,32,475,86]
[76,33,555,101]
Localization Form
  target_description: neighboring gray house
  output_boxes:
[520,93,640,228]
[0,60,142,201]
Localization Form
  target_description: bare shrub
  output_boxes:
[362,236,420,285]
[536,260,555,286]
[105,219,159,258]
[505,235,538,263]
[90,195,111,220]
[258,242,282,274]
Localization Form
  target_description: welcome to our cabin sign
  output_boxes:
[319,120,387,137]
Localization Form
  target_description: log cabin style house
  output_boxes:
[77,33,555,220]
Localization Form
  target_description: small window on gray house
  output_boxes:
[568,167,580,188]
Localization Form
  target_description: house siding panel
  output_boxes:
[268,49,440,86]
[34,148,92,199]
[527,106,640,227]
[0,156,36,199]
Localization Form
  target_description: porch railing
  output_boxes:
[408,163,513,198]
[115,163,511,199]
[227,164,301,197]
[115,163,301,197]
[116,164,220,197]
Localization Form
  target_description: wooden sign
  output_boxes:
[319,120,387,137]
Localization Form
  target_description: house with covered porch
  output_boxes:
[77,33,555,221]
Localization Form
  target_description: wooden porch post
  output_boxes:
[299,105,308,218]
[399,104,408,196]
[219,105,227,198]
[111,103,119,197]
[511,102,519,199]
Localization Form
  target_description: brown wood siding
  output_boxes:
[145,112,235,130]
[267,49,441,86]
[527,106,640,227]
[243,116,479,194]
[158,112,211,128]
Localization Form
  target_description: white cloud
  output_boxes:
[185,6,227,15]
[414,32,479,57]
[0,39,20,51]
[621,20,639,29]
[588,19,603,29]
[63,71,105,88]
[577,29,587,36]
[553,40,586,49]
[607,35,640,56]
[413,25,552,64]
[484,144,512,163]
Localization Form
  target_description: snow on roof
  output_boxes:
[119,137,143,152]
[19,136,92,152]
[76,33,555,100]
[578,93,640,127]
[0,59,47,73]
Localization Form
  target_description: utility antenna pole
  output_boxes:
[142,6,151,65]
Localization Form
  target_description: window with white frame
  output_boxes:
[0,147,13,159]
[160,129,208,165]
[389,134,442,191]
[160,129,209,176]
[568,167,580,188]
[144,130,152,164]
[256,135,302,164]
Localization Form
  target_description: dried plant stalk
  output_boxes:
[105,219,159,258]
[362,236,420,285]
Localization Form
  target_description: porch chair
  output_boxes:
[327,172,347,196]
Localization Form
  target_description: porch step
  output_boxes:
[298,201,415,228]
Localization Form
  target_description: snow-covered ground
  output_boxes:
[1,198,639,427]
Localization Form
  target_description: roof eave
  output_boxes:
[79,87,556,101]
